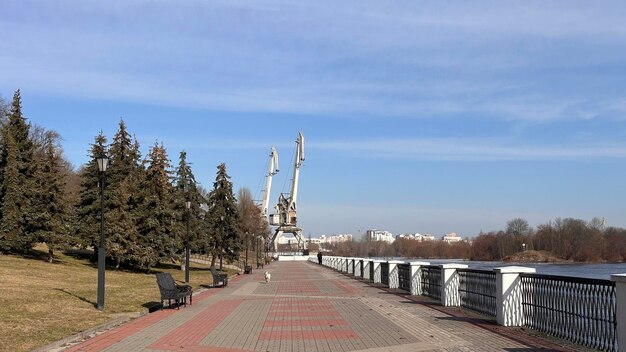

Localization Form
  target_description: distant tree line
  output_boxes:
[327,217,626,263]
[0,90,269,269]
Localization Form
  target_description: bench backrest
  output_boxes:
[156,272,177,290]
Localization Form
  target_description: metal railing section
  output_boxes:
[398,263,410,291]
[458,269,496,317]
[520,273,617,352]
[380,262,389,285]
[359,260,365,278]
[421,265,442,300]
[369,262,374,281]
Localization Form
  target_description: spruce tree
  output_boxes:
[204,163,242,269]
[75,132,107,260]
[33,140,70,262]
[106,119,143,267]
[136,142,176,271]
[0,90,38,253]
[174,151,205,257]
[0,132,21,252]
[106,177,140,268]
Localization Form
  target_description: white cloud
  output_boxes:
[311,138,626,161]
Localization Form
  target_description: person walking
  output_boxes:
[317,251,323,265]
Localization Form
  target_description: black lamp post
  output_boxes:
[219,215,224,271]
[96,154,108,311]
[245,232,248,269]
[185,200,191,284]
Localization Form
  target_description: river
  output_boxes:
[416,259,626,280]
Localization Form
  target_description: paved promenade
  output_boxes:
[64,261,588,352]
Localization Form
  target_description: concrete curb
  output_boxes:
[33,287,211,352]
[32,312,143,352]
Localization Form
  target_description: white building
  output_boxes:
[366,229,395,243]
[442,232,462,243]
[422,234,435,241]
[396,233,436,242]
[319,234,353,244]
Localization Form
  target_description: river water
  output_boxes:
[414,259,626,280]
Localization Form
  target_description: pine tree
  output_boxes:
[106,119,143,267]
[136,142,176,271]
[0,90,38,253]
[174,151,205,257]
[32,140,70,262]
[75,132,107,260]
[204,163,242,269]
[0,132,21,252]
[106,177,140,268]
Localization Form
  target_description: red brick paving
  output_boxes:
[62,260,593,352]
[150,299,243,350]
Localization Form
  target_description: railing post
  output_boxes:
[355,258,362,277]
[495,266,536,327]
[409,261,430,296]
[340,257,347,272]
[363,260,372,280]
[387,260,404,289]
[373,260,384,283]
[611,273,626,350]
[440,264,468,306]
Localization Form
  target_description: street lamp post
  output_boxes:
[185,201,191,284]
[219,215,224,271]
[244,232,248,272]
[96,155,108,311]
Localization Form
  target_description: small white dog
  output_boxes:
[264,271,271,283]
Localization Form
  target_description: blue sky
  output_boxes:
[2,1,626,238]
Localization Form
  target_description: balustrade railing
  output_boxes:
[359,260,364,278]
[458,269,496,317]
[520,273,617,352]
[421,265,441,300]
[398,263,410,291]
[319,256,624,352]
[380,262,389,285]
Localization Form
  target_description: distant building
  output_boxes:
[422,234,435,241]
[396,233,436,242]
[442,232,462,243]
[396,233,420,240]
[319,234,353,244]
[366,229,395,243]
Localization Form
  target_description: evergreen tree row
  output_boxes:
[0,90,267,270]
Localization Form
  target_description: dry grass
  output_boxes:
[0,245,228,352]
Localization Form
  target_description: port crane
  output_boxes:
[267,132,305,252]
[260,146,279,219]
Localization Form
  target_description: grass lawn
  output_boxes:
[0,245,230,352]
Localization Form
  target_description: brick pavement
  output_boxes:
[63,261,590,352]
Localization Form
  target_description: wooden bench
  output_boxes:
[211,267,228,287]
[155,273,192,309]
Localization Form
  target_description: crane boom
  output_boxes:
[288,132,305,212]
[261,146,279,218]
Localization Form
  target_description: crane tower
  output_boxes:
[268,132,305,252]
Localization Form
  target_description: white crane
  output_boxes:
[261,146,279,219]
[268,132,305,252]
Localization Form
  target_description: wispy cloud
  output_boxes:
[2,1,626,123]
[311,138,626,162]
